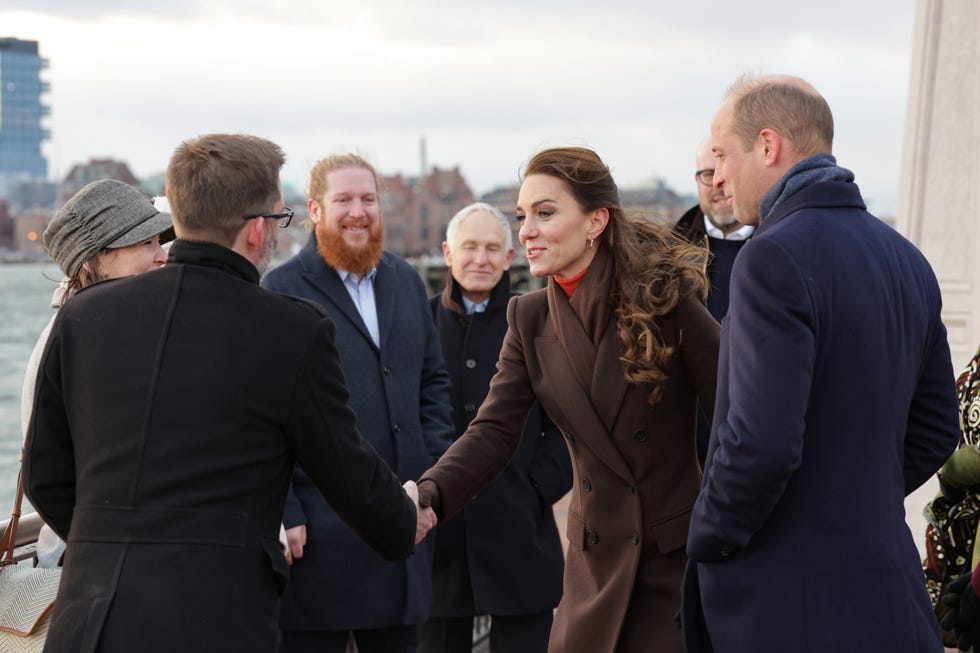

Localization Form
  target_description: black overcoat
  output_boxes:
[428,272,571,617]
[23,241,416,653]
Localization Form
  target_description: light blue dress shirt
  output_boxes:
[338,268,380,347]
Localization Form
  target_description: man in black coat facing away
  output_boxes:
[23,133,432,653]
[419,202,572,653]
[674,137,754,464]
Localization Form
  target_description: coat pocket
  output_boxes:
[646,508,693,554]
[260,537,290,596]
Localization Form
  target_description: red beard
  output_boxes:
[315,220,384,277]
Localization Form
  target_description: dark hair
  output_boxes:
[525,147,709,402]
[166,133,285,246]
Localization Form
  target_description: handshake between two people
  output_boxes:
[403,480,438,544]
[281,480,438,566]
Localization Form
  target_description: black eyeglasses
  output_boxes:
[243,207,294,228]
[695,169,715,186]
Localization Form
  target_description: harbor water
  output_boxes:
[0,263,61,512]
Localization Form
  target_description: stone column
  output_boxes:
[899,0,979,561]
[898,0,980,366]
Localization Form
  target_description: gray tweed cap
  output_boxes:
[43,179,174,277]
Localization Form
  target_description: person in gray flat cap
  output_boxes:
[20,177,174,568]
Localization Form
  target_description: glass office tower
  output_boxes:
[0,38,49,184]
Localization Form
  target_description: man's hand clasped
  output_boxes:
[403,480,437,544]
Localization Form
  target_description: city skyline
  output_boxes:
[2,1,915,215]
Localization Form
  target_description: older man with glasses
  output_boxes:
[673,136,754,464]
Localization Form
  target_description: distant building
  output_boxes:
[0,37,50,195]
[380,166,475,256]
[58,158,141,205]
[11,209,51,258]
[0,199,12,250]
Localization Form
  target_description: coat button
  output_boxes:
[564,431,575,444]
[720,544,738,559]
[465,358,477,369]
[585,530,598,545]
[582,478,592,492]
[633,429,647,443]
[628,485,636,495]
[631,530,640,545]
[383,366,391,375]
[393,424,400,434]
[464,403,476,412]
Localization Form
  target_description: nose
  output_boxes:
[519,216,537,243]
[712,165,725,190]
[349,198,365,217]
[152,242,167,265]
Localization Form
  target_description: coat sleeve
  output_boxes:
[677,294,720,425]
[287,316,416,561]
[688,238,813,562]
[903,318,959,495]
[23,320,76,541]
[420,295,537,520]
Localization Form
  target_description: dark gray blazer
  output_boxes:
[262,234,454,630]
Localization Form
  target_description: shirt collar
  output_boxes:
[462,296,489,314]
[703,216,755,241]
[337,267,378,285]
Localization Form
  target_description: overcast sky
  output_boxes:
[3,0,916,215]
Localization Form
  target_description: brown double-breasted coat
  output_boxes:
[422,260,718,652]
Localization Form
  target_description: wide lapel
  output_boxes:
[298,236,376,350]
[542,283,633,483]
[590,320,629,432]
[547,281,596,395]
[372,253,397,351]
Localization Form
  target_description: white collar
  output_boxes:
[703,215,755,241]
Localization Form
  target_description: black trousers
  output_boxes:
[418,611,553,653]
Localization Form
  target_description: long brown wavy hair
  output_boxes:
[525,147,709,403]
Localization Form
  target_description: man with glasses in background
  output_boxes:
[24,133,428,653]
[673,136,754,465]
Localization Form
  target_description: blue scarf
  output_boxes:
[759,153,854,224]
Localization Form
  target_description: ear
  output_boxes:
[503,247,515,269]
[308,198,322,224]
[587,208,610,240]
[245,215,266,249]
[441,241,452,267]
[758,128,782,166]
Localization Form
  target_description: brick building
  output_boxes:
[58,158,141,206]
[379,165,475,257]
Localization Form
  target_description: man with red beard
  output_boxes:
[673,136,753,465]
[262,153,455,653]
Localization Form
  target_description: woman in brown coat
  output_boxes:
[418,147,719,652]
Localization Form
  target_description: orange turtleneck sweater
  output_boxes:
[554,265,589,298]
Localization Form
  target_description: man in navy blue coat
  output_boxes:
[262,154,455,653]
[682,74,961,652]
